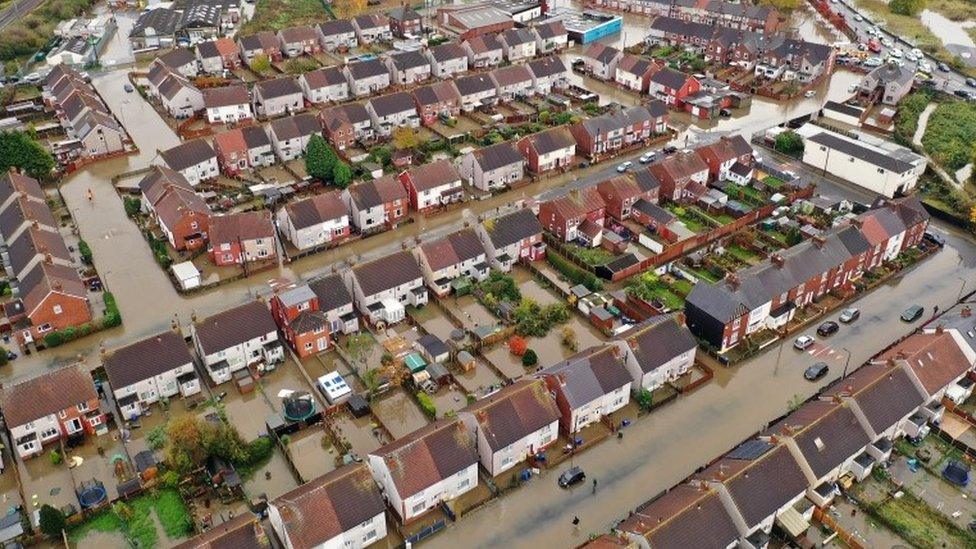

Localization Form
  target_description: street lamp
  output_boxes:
[841,347,852,379]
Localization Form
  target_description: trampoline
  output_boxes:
[282,392,316,422]
[943,461,970,486]
[77,480,107,509]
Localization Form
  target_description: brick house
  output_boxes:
[516,126,576,173]
[412,81,461,126]
[208,210,276,266]
[388,6,423,38]
[153,185,211,251]
[321,102,373,150]
[342,175,409,232]
[597,174,647,220]
[195,37,240,73]
[398,159,463,212]
[213,126,274,175]
[0,366,105,459]
[648,67,701,107]
[476,208,545,271]
[270,283,331,356]
[648,150,710,202]
[537,188,606,246]
[569,104,665,160]
[614,53,661,93]
[684,196,929,351]
[695,134,754,182]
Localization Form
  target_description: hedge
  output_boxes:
[417,393,436,420]
[43,291,121,348]
[546,250,604,291]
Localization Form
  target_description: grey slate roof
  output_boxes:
[461,379,560,452]
[103,331,193,388]
[346,58,388,79]
[471,142,523,171]
[386,49,428,71]
[454,73,495,96]
[651,67,693,90]
[429,42,466,63]
[619,314,696,374]
[368,91,416,117]
[160,138,215,171]
[308,273,353,313]
[194,300,276,355]
[483,208,542,248]
[255,77,302,99]
[578,106,654,137]
[539,346,631,409]
[527,56,566,78]
[130,7,181,38]
[352,250,423,296]
[806,131,915,174]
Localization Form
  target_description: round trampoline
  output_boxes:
[283,392,316,422]
[77,483,107,509]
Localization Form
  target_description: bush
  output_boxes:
[38,504,66,537]
[508,335,528,356]
[159,470,179,489]
[547,251,604,291]
[123,196,142,217]
[635,388,653,410]
[43,331,63,348]
[49,449,62,465]
[147,425,167,450]
[889,0,925,15]
[246,436,274,465]
[521,349,538,367]
[78,239,92,264]
[476,271,521,303]
[102,291,121,328]
[774,130,804,155]
[417,392,436,419]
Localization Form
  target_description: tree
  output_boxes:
[250,54,271,74]
[774,130,804,156]
[304,134,335,181]
[508,335,528,356]
[38,504,66,538]
[334,0,368,18]
[521,349,538,367]
[165,415,207,472]
[561,326,578,351]
[332,161,353,188]
[392,126,419,150]
[0,131,55,181]
[889,0,925,15]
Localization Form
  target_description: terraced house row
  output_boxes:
[41,65,130,163]
[603,304,976,548]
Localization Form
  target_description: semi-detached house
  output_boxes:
[269,463,387,548]
[192,300,284,385]
[459,141,524,192]
[352,14,392,44]
[267,112,321,162]
[476,208,545,271]
[538,346,631,434]
[104,330,201,419]
[611,314,697,391]
[238,31,282,65]
[459,379,561,476]
[0,366,105,459]
[526,56,568,95]
[499,28,537,62]
[412,81,461,126]
[252,77,305,118]
[342,175,408,232]
[209,210,276,266]
[533,20,568,54]
[278,25,320,57]
[270,283,330,357]
[582,43,623,80]
[614,53,660,93]
[276,190,350,251]
[462,34,503,69]
[321,102,374,150]
[159,138,218,186]
[537,187,606,245]
[366,92,420,137]
[202,84,252,124]
[298,66,349,104]
[426,42,468,79]
[316,19,357,52]
[454,73,498,112]
[154,67,204,119]
[346,250,427,326]
[516,126,576,173]
[415,228,488,296]
[490,64,535,101]
[368,419,478,523]
[384,50,432,86]
[398,159,463,213]
[569,104,665,160]
[344,58,391,97]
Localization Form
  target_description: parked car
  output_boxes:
[616,161,632,173]
[967,77,976,88]
[853,13,863,21]
[924,230,945,248]
[839,308,860,323]
[794,335,815,350]
[639,152,656,164]
[804,90,816,98]
[663,145,678,155]
[880,37,893,48]
[911,48,923,58]
[817,321,839,337]
[901,305,924,322]
[558,466,586,488]
[804,362,829,381]
[954,89,973,100]
[124,83,134,93]
[578,161,590,169]
[863,57,882,67]
[938,62,951,72]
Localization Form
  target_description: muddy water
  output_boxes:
[454,358,504,397]
[427,225,976,549]
[333,413,384,456]
[370,390,430,439]
[242,448,298,501]
[285,428,337,484]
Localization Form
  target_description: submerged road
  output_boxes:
[428,220,976,549]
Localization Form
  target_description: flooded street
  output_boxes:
[428,220,976,549]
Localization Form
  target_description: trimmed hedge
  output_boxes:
[547,250,604,291]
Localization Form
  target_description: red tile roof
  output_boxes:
[0,365,97,427]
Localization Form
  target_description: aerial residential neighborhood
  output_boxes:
[0,0,973,546]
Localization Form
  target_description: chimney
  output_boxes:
[962,307,972,318]
[676,311,686,326]
[725,272,740,290]
[850,217,862,229]
[771,253,784,268]
[935,324,944,334]
[895,351,907,360]
[812,235,826,249]
[171,318,179,332]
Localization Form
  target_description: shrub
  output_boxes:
[521,349,538,367]
[417,392,436,419]
[635,388,653,410]
[508,335,528,356]
[889,0,925,15]
[922,101,976,170]
[159,470,179,489]
[123,196,142,217]
[774,130,804,155]
[547,251,603,291]
[43,331,63,348]
[246,436,274,465]
[78,239,93,264]
[147,425,167,450]
[38,505,66,538]
[476,271,521,302]
[49,449,62,465]
[102,291,121,328]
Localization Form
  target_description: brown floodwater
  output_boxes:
[370,389,430,439]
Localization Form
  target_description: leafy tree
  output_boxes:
[774,130,804,156]
[38,505,66,538]
[508,335,528,356]
[304,134,334,181]
[890,0,925,15]
[0,131,55,180]
[250,54,271,73]
[49,449,62,465]
[369,145,392,166]
[147,425,167,450]
[635,388,653,410]
[392,126,419,150]
[165,415,207,472]
[521,349,538,367]
[332,161,353,188]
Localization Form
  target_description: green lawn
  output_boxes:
[650,286,684,310]
[689,267,721,283]
[724,183,766,206]
[69,489,193,547]
[763,229,788,245]
[726,244,761,265]
[239,0,329,33]
[761,176,785,189]
[667,205,709,233]
[669,278,694,296]
[564,244,615,266]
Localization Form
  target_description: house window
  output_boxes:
[58,410,67,419]
[458,478,470,489]
[411,501,426,514]
[304,341,313,350]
